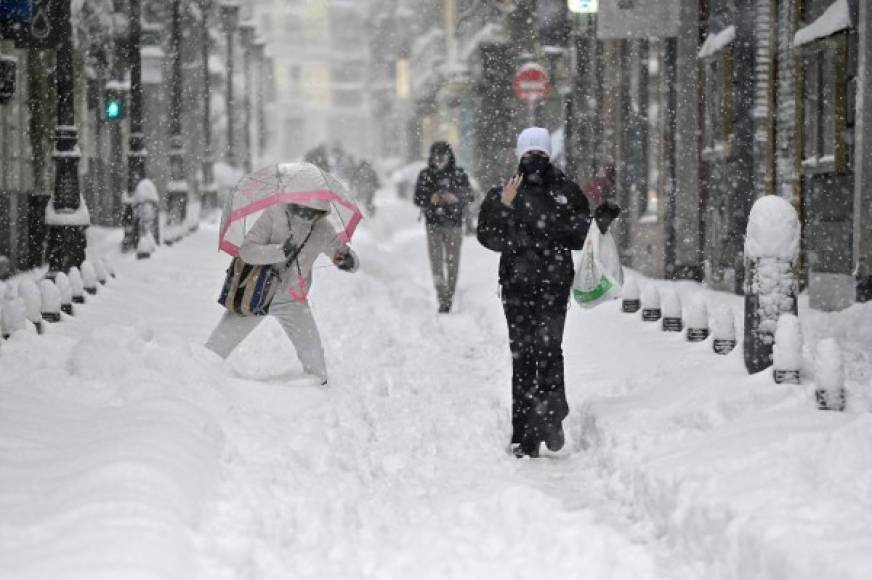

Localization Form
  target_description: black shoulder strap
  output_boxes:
[283,211,316,269]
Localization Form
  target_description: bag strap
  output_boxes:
[283,212,315,270]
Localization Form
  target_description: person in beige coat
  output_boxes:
[206,199,358,385]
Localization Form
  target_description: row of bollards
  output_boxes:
[0,257,116,345]
[622,279,719,348]
[620,274,846,412]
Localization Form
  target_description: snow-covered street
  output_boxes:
[2,192,872,579]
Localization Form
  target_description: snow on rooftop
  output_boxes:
[794,0,852,47]
[698,25,736,59]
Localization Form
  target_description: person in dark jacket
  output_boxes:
[414,142,474,313]
[477,127,620,458]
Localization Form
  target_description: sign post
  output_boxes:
[513,63,550,125]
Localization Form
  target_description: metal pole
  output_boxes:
[221,2,240,167]
[166,0,189,241]
[45,0,88,276]
[122,0,148,251]
[200,0,217,211]
[239,22,255,173]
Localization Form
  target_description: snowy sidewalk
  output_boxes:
[2,196,872,579]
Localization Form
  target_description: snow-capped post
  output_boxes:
[661,289,683,331]
[68,267,86,304]
[54,273,74,316]
[1,298,27,339]
[94,259,109,286]
[134,178,160,259]
[101,256,117,279]
[39,280,62,323]
[622,278,641,312]
[686,296,709,342]
[641,285,661,321]
[80,261,98,295]
[772,314,802,384]
[815,338,846,411]
[19,280,43,334]
[743,196,800,374]
[711,305,737,355]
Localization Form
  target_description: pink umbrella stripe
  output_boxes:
[219,190,363,257]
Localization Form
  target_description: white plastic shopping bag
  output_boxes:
[572,226,624,308]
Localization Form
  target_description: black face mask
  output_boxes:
[519,156,550,184]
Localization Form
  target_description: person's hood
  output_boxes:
[515,127,552,159]
[288,197,331,213]
[428,141,456,171]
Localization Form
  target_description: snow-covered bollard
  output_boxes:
[743,196,800,374]
[622,278,641,313]
[19,279,43,334]
[94,259,109,285]
[686,296,709,342]
[641,285,661,322]
[711,305,737,355]
[81,261,98,295]
[815,339,846,411]
[54,273,74,316]
[137,231,157,260]
[101,256,117,279]
[134,178,161,256]
[661,289,683,332]
[772,314,802,384]
[1,298,28,339]
[39,280,62,323]
[68,267,86,304]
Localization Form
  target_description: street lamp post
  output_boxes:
[251,37,267,163]
[122,0,152,253]
[238,21,256,173]
[166,0,189,243]
[199,0,218,211]
[45,0,89,276]
[220,2,240,168]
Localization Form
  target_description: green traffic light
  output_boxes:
[106,100,122,119]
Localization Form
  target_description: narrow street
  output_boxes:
[1,194,692,579]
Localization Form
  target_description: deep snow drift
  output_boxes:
[1,193,871,580]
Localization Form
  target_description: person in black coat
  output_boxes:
[414,142,473,313]
[477,127,620,458]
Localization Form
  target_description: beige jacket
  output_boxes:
[239,205,357,299]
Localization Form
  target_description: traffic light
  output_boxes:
[104,86,126,120]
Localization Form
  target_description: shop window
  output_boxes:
[701,50,733,160]
[798,32,850,173]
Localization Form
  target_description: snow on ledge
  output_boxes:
[794,0,852,48]
[45,198,91,227]
[698,25,735,59]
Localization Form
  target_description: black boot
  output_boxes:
[513,437,540,458]
[545,423,565,452]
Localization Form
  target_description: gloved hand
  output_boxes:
[594,201,621,234]
[333,248,356,271]
[282,237,299,258]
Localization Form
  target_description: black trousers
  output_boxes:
[501,285,570,445]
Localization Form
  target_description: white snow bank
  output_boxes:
[571,273,872,580]
[0,324,226,579]
[698,25,736,59]
[745,195,801,260]
[794,0,852,48]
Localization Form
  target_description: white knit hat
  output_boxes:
[515,127,552,159]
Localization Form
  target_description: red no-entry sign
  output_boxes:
[513,63,550,104]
